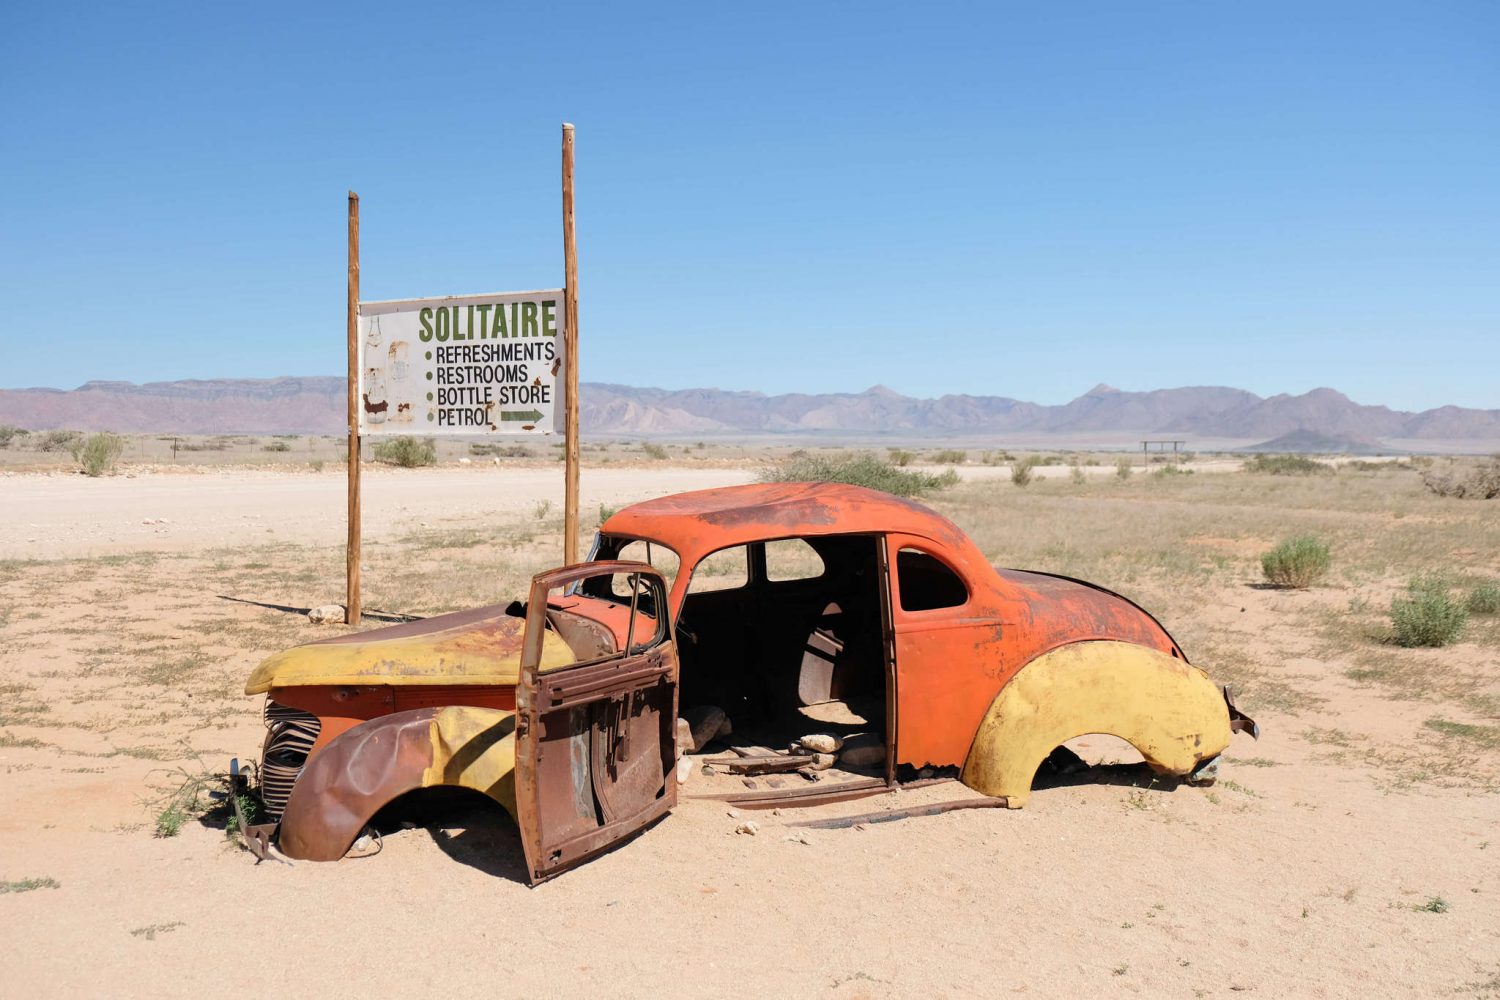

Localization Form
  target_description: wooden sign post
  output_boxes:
[346,191,362,625]
[562,124,581,566]
[343,127,581,625]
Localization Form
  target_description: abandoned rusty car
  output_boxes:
[236,482,1257,882]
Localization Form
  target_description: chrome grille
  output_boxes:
[259,701,320,820]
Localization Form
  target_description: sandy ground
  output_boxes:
[0,465,758,559]
[1,467,1496,999]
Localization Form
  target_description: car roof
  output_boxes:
[600,482,973,561]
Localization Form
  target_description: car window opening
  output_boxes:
[896,547,968,611]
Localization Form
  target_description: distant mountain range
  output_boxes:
[1,377,1497,449]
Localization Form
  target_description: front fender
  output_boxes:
[961,640,1232,807]
[278,705,518,861]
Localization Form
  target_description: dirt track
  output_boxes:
[1,466,1496,998]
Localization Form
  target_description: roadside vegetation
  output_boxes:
[1243,454,1331,476]
[1261,536,1331,589]
[372,436,437,468]
[1422,455,1500,500]
[1390,574,1468,648]
[761,452,959,498]
[71,432,125,477]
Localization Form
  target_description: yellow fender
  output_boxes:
[962,640,1232,807]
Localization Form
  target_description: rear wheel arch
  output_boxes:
[277,705,519,861]
[960,640,1232,806]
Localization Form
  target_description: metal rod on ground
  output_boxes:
[784,796,1009,830]
[345,191,362,625]
[562,124,581,566]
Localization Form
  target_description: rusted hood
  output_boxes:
[996,569,1182,657]
[245,604,574,695]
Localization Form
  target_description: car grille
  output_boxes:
[259,701,321,820]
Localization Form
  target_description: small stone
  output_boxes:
[784,833,812,845]
[674,756,694,785]
[804,752,836,771]
[307,604,345,625]
[674,718,694,756]
[734,820,759,836]
[797,734,843,754]
[726,808,742,818]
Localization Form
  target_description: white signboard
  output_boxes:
[356,289,566,435]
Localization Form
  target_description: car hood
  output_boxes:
[245,603,575,695]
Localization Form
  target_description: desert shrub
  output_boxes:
[931,449,966,465]
[71,433,124,477]
[1467,581,1500,615]
[262,440,291,452]
[980,450,1013,466]
[641,442,669,460]
[1070,465,1086,485]
[373,436,436,468]
[888,448,914,467]
[1115,457,1133,480]
[1243,453,1331,476]
[1152,465,1193,478]
[0,425,28,448]
[760,453,959,498]
[470,443,535,458]
[1260,536,1331,589]
[36,429,81,452]
[1421,456,1500,500]
[1390,575,1468,647]
[1010,456,1037,487]
[1344,459,1412,472]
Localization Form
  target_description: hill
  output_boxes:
[1,378,1497,445]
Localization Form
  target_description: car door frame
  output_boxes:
[515,560,678,884]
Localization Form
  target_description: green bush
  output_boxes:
[1260,536,1331,588]
[641,442,669,460]
[373,436,436,468]
[1466,581,1500,615]
[888,448,914,467]
[71,433,125,477]
[1011,456,1037,487]
[262,440,291,452]
[760,453,959,498]
[1243,453,1331,476]
[0,425,28,448]
[931,449,966,465]
[1115,457,1134,480]
[1391,575,1468,647]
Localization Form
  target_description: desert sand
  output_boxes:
[0,462,1495,999]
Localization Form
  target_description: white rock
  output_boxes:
[307,604,345,624]
[734,820,759,836]
[796,734,843,754]
[804,752,836,771]
[675,756,694,785]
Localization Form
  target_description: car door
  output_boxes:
[515,561,678,884]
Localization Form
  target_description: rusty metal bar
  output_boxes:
[784,795,1009,830]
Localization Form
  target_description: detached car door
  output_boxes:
[515,561,679,884]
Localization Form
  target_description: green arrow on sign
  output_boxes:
[500,409,544,422]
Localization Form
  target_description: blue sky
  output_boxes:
[1,1,1495,410]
